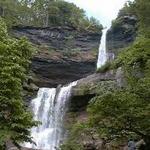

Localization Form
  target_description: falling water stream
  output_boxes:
[25,27,108,150]
[97,28,108,69]
[25,81,77,150]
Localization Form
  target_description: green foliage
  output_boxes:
[0,0,19,27]
[88,29,150,149]
[134,0,150,38]
[111,14,136,34]
[0,18,38,149]
[118,2,135,17]
[96,62,112,73]
[87,0,150,148]
[111,1,137,35]
[61,80,117,149]
[0,18,8,40]
[0,0,103,32]
[111,0,150,39]
[59,0,150,149]
[113,37,150,74]
[61,122,90,150]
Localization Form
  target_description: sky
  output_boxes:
[65,0,132,27]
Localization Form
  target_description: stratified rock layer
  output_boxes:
[12,26,101,87]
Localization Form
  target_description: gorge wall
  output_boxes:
[11,13,137,90]
[69,14,138,111]
[11,26,101,88]
[8,14,138,150]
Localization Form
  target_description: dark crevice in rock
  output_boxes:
[69,94,96,112]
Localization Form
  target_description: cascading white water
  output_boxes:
[25,81,77,150]
[97,28,108,69]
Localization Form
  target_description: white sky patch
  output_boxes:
[65,0,133,27]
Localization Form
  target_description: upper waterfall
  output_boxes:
[24,81,77,150]
[97,28,108,69]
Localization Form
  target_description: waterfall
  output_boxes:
[97,28,108,69]
[24,81,77,150]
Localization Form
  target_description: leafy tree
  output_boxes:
[0,0,102,32]
[0,0,21,27]
[0,18,38,149]
[133,0,150,38]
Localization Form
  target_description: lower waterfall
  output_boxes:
[25,81,77,150]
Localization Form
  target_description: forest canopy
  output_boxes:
[0,0,102,32]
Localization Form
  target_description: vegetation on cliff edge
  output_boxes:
[0,0,102,32]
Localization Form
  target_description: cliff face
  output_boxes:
[70,71,116,111]
[107,15,137,56]
[68,16,137,112]
[12,26,101,88]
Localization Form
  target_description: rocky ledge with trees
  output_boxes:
[0,0,150,150]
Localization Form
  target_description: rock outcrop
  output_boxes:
[11,26,101,88]
[70,71,116,111]
[107,15,137,56]
[67,15,138,111]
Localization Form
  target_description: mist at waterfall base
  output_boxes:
[24,81,77,150]
[97,28,108,69]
